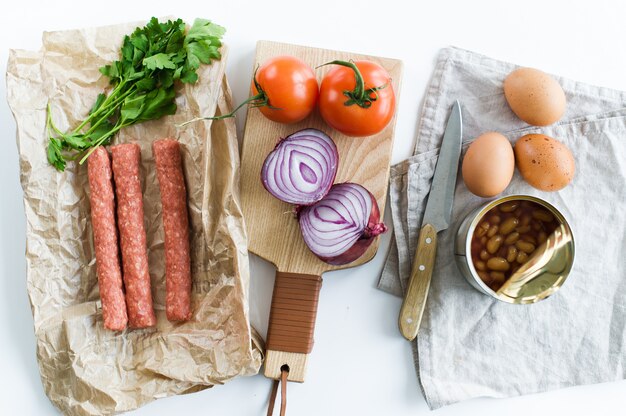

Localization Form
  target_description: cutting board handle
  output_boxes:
[264,271,323,383]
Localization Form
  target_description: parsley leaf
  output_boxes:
[182,19,225,84]
[143,53,176,70]
[47,137,65,172]
[186,18,226,42]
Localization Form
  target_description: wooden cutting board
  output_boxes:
[240,40,403,382]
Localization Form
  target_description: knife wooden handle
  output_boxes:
[399,224,437,341]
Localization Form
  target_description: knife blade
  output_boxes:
[399,100,463,341]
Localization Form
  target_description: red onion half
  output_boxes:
[261,128,338,205]
[298,183,387,265]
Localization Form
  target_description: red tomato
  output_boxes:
[319,60,395,137]
[251,56,319,124]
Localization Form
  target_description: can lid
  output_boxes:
[496,223,574,303]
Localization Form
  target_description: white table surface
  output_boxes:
[2,1,625,415]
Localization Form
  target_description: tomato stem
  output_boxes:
[319,60,388,109]
[176,67,280,127]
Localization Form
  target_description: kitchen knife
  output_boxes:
[399,100,463,341]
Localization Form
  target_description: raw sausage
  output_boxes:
[111,143,156,328]
[153,139,192,321]
[87,147,128,331]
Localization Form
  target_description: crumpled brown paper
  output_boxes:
[6,20,263,415]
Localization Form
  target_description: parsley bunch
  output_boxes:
[47,17,225,171]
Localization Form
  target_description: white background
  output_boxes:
[2,1,625,415]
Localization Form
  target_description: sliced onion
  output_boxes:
[298,183,387,265]
[261,128,338,205]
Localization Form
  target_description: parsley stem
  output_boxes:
[78,122,128,165]
[177,91,272,127]
[46,103,65,137]
[83,87,136,137]
[71,81,127,134]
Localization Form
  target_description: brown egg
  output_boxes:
[504,67,566,126]
[514,134,575,191]
[462,132,515,197]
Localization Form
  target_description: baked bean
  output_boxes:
[499,217,519,235]
[490,272,506,284]
[532,209,554,222]
[471,199,560,291]
[538,231,548,245]
[506,246,518,263]
[499,201,519,213]
[487,257,510,271]
[516,240,535,254]
[504,232,520,245]
[478,271,491,282]
[486,235,503,254]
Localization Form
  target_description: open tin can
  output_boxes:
[454,194,575,304]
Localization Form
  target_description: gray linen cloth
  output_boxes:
[378,47,626,409]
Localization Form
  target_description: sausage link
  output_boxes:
[111,144,156,328]
[153,139,192,322]
[88,147,128,331]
